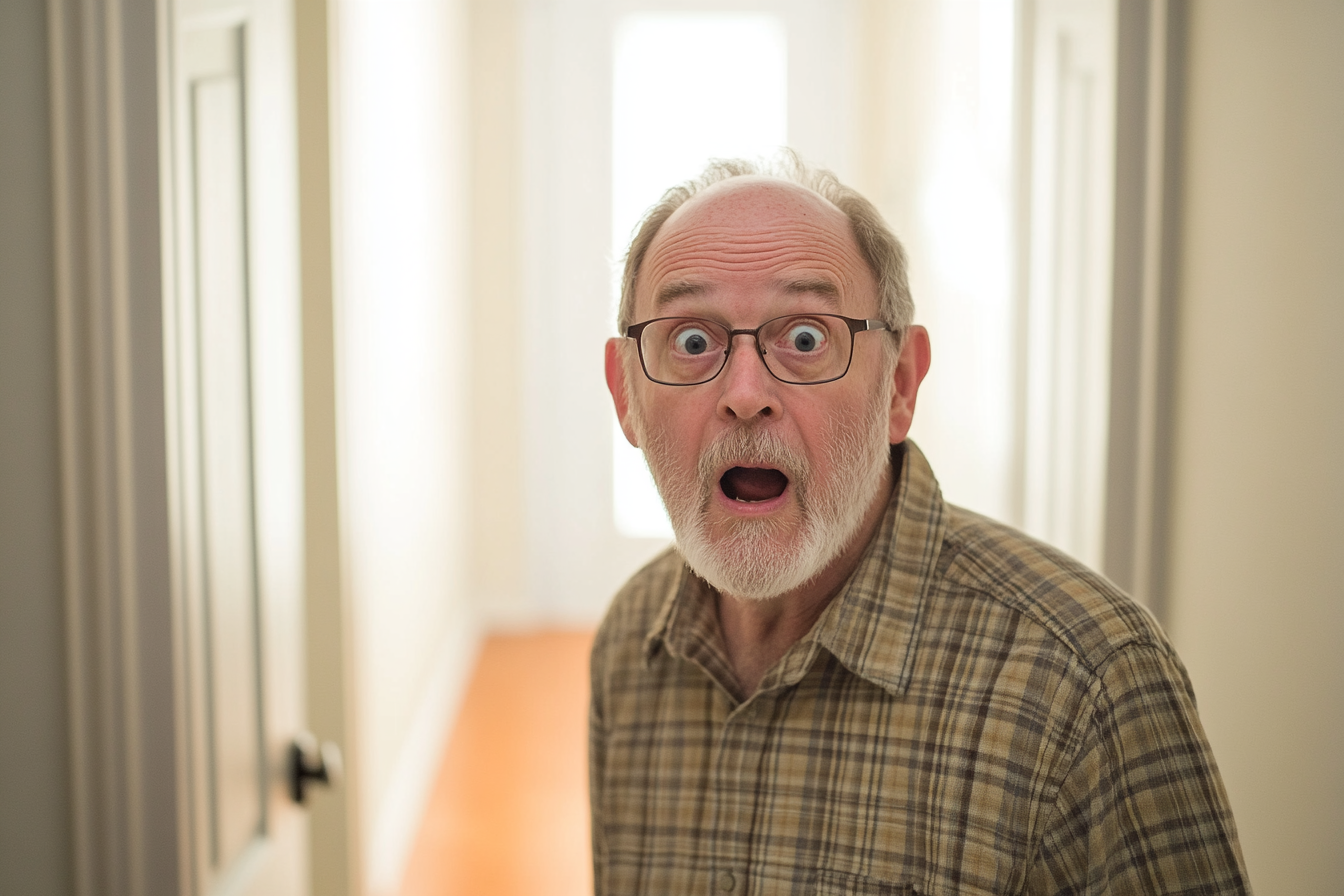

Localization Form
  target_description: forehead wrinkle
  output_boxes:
[645,231,864,285]
[637,206,875,316]
[651,279,842,316]
[651,221,859,258]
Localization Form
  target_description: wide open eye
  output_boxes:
[673,325,714,356]
[783,322,827,353]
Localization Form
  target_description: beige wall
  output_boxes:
[1166,2,1344,892]
[467,0,528,623]
[328,0,479,890]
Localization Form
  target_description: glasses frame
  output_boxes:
[624,313,892,386]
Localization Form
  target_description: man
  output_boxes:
[592,153,1248,895]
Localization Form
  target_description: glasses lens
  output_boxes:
[759,315,850,383]
[641,318,729,384]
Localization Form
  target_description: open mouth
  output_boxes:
[720,466,789,503]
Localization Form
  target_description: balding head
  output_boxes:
[616,151,914,337]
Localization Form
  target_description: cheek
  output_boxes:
[811,390,890,462]
[639,394,709,463]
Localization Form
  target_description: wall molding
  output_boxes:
[47,0,182,894]
[1102,0,1186,618]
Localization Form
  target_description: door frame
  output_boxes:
[1100,0,1187,619]
[48,0,184,893]
[1012,0,1185,617]
[50,1,323,893]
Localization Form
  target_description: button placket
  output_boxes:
[709,694,769,896]
[707,700,738,896]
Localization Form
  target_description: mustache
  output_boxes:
[695,425,810,494]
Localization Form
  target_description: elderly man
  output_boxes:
[592,153,1248,895]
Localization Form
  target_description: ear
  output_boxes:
[605,337,641,447]
[888,325,931,444]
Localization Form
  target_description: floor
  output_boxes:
[397,630,595,896]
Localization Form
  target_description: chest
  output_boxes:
[595,651,1083,896]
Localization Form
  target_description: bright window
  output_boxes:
[609,12,788,538]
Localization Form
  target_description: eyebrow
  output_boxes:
[780,277,841,304]
[654,280,707,307]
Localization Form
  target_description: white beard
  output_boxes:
[632,386,893,600]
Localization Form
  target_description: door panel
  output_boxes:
[188,27,267,868]
[165,2,307,894]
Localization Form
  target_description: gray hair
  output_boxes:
[616,149,914,339]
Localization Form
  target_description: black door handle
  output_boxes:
[288,731,343,804]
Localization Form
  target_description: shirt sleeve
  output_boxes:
[1026,642,1251,895]
[588,628,608,896]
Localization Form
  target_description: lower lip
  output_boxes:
[712,484,791,516]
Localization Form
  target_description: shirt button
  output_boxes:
[716,870,737,892]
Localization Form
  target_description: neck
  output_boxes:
[717,463,894,696]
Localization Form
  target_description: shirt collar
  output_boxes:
[809,440,946,695]
[643,440,948,699]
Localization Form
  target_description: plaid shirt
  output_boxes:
[589,442,1249,895]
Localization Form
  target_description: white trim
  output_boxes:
[48,1,181,895]
[364,621,482,896]
[1019,0,1119,570]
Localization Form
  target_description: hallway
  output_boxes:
[398,630,595,896]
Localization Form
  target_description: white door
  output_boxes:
[162,0,311,892]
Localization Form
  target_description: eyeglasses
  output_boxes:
[624,313,892,386]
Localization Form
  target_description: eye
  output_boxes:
[673,326,714,355]
[785,323,826,353]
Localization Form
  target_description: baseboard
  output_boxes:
[364,615,482,895]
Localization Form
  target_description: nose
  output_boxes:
[716,333,780,422]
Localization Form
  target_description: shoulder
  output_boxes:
[933,505,1181,686]
[590,546,685,693]
[917,511,1246,888]
[596,545,684,643]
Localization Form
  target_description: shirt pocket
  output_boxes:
[813,869,922,896]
